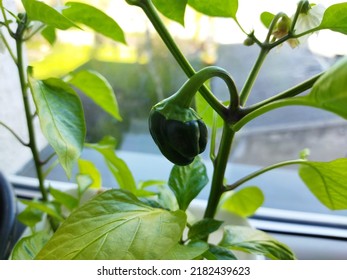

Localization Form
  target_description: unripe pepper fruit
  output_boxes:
[149,100,208,166]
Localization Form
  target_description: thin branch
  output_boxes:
[0,120,29,146]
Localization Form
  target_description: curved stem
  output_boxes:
[0,121,29,146]
[225,159,307,191]
[290,1,307,33]
[171,66,239,113]
[130,0,229,119]
[265,12,287,43]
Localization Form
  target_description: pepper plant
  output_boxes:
[2,0,347,260]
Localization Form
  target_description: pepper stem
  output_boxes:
[169,66,239,116]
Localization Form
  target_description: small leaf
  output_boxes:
[16,206,43,228]
[49,186,79,211]
[188,218,223,241]
[219,226,296,260]
[76,174,93,197]
[260,11,275,28]
[222,186,264,218]
[203,245,237,260]
[188,0,238,19]
[78,159,102,189]
[29,77,85,178]
[10,231,51,260]
[22,0,78,30]
[318,3,347,35]
[299,158,347,210]
[162,241,208,260]
[68,70,122,121]
[86,137,137,192]
[168,157,209,211]
[41,26,56,45]
[63,2,126,43]
[36,190,187,260]
[152,0,187,26]
[195,92,225,128]
[21,200,64,221]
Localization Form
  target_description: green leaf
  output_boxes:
[62,2,126,43]
[21,0,78,30]
[162,241,209,260]
[168,157,208,211]
[68,70,122,121]
[21,200,64,221]
[222,186,264,218]
[76,174,93,197]
[299,158,347,210]
[10,231,51,260]
[219,226,296,260]
[86,136,137,192]
[203,245,237,260]
[41,26,56,45]
[260,11,275,29]
[78,159,102,189]
[318,3,347,35]
[188,0,238,19]
[36,190,187,260]
[152,0,187,26]
[49,186,79,211]
[16,206,43,228]
[157,185,178,211]
[29,77,86,178]
[188,218,223,241]
[299,57,347,119]
[195,92,225,128]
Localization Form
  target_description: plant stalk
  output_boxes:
[15,36,48,202]
[239,48,269,106]
[204,123,235,218]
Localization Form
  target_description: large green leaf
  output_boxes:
[222,186,264,218]
[152,0,187,25]
[299,158,347,210]
[36,190,187,260]
[68,70,122,121]
[219,226,296,260]
[30,77,85,178]
[318,3,347,35]
[11,231,51,260]
[188,0,238,19]
[168,157,209,211]
[86,137,137,192]
[62,2,126,43]
[22,0,77,30]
